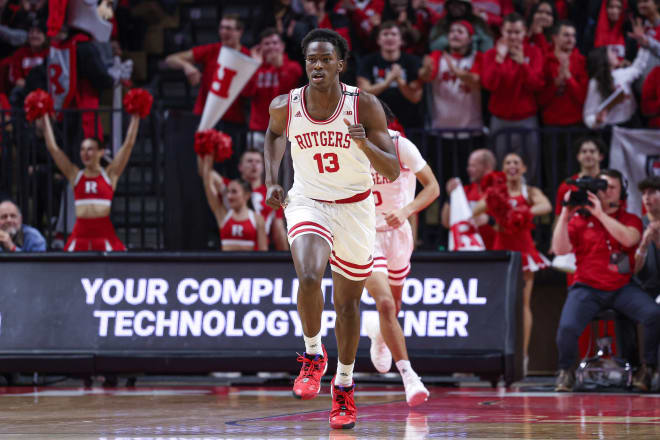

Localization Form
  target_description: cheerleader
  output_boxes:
[201,154,267,251]
[474,152,552,373]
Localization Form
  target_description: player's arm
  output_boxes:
[264,94,289,209]
[255,214,268,251]
[40,114,79,184]
[201,154,227,226]
[385,168,440,228]
[107,114,140,187]
[346,92,399,182]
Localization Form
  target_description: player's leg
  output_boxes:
[285,193,334,400]
[365,273,396,372]
[289,233,331,400]
[329,272,365,429]
[326,197,375,429]
[388,282,429,406]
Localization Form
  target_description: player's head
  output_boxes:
[227,179,252,211]
[501,152,526,181]
[467,149,496,183]
[238,149,264,183]
[301,29,348,87]
[80,137,105,168]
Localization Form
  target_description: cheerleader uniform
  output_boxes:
[493,185,550,272]
[65,169,126,251]
[220,209,258,250]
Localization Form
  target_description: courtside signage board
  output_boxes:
[0,252,520,354]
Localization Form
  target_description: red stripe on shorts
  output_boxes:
[331,251,373,270]
[330,258,372,279]
[289,221,332,235]
[289,228,334,245]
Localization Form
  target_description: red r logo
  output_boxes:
[210,64,238,98]
[48,64,65,95]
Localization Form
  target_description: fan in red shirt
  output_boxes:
[9,19,47,89]
[593,0,628,60]
[164,14,257,123]
[441,148,497,249]
[642,65,660,127]
[480,12,544,184]
[248,28,303,136]
[553,168,660,392]
[538,21,588,127]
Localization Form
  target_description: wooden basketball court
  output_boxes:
[1,378,659,439]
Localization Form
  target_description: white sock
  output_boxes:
[335,361,354,386]
[303,331,323,355]
[396,360,417,382]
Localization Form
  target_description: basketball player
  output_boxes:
[364,102,439,407]
[264,29,400,430]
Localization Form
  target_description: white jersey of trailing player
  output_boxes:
[371,130,426,231]
[286,83,373,200]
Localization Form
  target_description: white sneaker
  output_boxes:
[404,375,429,407]
[365,314,392,373]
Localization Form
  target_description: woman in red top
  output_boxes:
[201,155,267,251]
[475,153,552,372]
[40,113,140,251]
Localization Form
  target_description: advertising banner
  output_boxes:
[0,253,520,357]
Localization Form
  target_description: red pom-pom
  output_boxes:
[506,205,534,232]
[480,171,507,191]
[123,88,153,118]
[486,185,510,225]
[214,132,233,163]
[194,129,220,157]
[24,89,54,122]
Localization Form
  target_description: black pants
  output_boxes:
[556,282,660,369]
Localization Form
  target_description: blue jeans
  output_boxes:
[556,282,660,369]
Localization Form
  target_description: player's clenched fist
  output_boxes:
[344,118,367,147]
[266,184,285,209]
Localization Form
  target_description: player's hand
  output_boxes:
[266,184,285,210]
[384,208,410,228]
[344,118,367,148]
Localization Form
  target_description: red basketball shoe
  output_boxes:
[329,376,357,429]
[292,344,328,400]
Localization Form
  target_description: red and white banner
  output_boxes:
[198,47,260,131]
[448,183,486,251]
[609,127,660,217]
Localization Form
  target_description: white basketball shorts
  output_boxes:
[284,189,375,281]
[373,221,413,286]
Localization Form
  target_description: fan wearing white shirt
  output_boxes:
[583,44,650,129]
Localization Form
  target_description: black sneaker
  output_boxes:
[632,364,655,392]
[555,369,575,392]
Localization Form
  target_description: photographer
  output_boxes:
[552,169,660,392]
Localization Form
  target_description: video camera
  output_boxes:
[563,176,608,207]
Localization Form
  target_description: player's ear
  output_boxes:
[338,58,345,73]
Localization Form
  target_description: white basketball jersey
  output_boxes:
[371,130,426,231]
[286,83,373,200]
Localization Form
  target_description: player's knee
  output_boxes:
[334,298,360,318]
[297,272,323,294]
[377,296,396,318]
